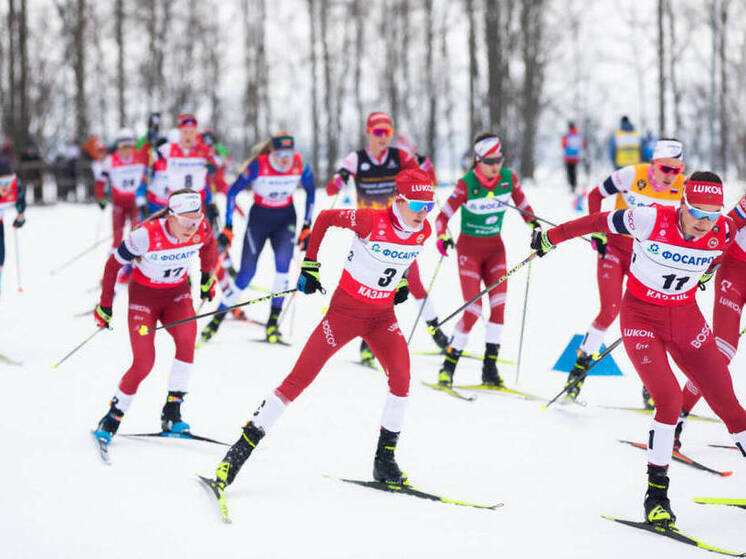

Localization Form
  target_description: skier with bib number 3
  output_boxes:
[531,172,746,527]
[200,168,434,500]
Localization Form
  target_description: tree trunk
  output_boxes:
[424,0,437,158]
[657,0,666,135]
[7,0,17,146]
[466,0,479,141]
[718,0,729,170]
[115,0,125,127]
[518,0,545,179]
[308,0,320,175]
[73,0,88,141]
[384,0,398,126]
[352,0,365,144]
[320,0,334,177]
[243,0,269,149]
[665,0,682,134]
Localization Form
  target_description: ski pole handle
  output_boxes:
[138,288,299,336]
[430,252,539,332]
[51,327,106,369]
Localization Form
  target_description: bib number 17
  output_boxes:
[661,273,689,291]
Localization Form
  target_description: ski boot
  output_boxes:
[565,350,592,400]
[373,428,407,484]
[161,391,190,433]
[642,386,655,410]
[360,340,376,368]
[266,307,284,344]
[200,312,227,344]
[673,411,688,452]
[426,318,450,350]
[215,422,265,488]
[437,346,462,387]
[644,465,676,527]
[481,343,504,387]
[93,401,124,444]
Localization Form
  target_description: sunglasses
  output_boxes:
[656,163,683,175]
[0,177,13,186]
[371,128,393,138]
[403,198,435,213]
[481,155,504,165]
[683,197,720,221]
[274,149,294,158]
[172,213,203,228]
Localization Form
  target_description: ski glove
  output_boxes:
[698,264,719,291]
[217,226,234,253]
[200,272,216,301]
[436,234,454,257]
[97,198,107,210]
[530,229,555,257]
[590,232,607,259]
[297,259,325,295]
[325,175,344,196]
[297,220,312,251]
[94,305,112,329]
[12,214,25,228]
[206,202,220,225]
[394,278,409,305]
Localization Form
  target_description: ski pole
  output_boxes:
[429,252,539,333]
[406,255,444,345]
[51,327,106,369]
[542,336,623,410]
[277,248,303,330]
[138,288,299,336]
[515,260,532,384]
[498,201,592,244]
[50,236,112,275]
[13,227,22,292]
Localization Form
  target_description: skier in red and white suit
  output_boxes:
[92,190,217,445]
[678,192,746,442]
[205,169,435,495]
[94,128,148,248]
[532,171,746,526]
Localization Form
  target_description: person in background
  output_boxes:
[608,116,641,170]
[0,155,25,296]
[562,121,585,196]
[642,131,657,163]
[18,140,44,204]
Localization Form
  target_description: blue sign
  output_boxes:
[553,334,623,376]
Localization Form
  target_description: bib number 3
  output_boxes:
[378,268,396,287]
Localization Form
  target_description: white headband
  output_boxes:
[474,137,502,160]
[652,139,683,161]
[169,192,202,214]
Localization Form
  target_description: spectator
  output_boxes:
[608,115,641,170]
[561,121,585,193]
[642,130,657,163]
[18,140,44,204]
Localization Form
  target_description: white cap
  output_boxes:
[168,191,202,214]
[652,139,683,160]
[115,128,135,146]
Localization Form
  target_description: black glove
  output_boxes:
[530,229,555,257]
[200,271,216,301]
[206,202,220,223]
[12,215,25,228]
[394,278,409,305]
[296,259,325,294]
[297,220,312,251]
[217,226,233,253]
[97,198,107,210]
[590,232,608,259]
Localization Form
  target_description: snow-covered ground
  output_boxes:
[1,175,744,559]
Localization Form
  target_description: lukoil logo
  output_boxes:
[690,183,721,195]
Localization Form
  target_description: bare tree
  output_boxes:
[115,0,125,127]
[665,0,682,134]
[307,0,320,174]
[518,0,546,179]
[657,0,666,135]
[242,0,270,150]
[424,0,437,157]
[465,0,480,140]
[718,0,729,170]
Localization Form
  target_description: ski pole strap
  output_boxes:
[137,288,299,336]
[51,327,105,370]
[542,336,623,409]
[497,201,592,245]
[430,252,539,333]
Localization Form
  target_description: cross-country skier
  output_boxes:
[199,133,315,344]
[201,168,434,497]
[434,133,541,388]
[531,171,746,527]
[94,128,147,248]
[566,139,686,405]
[326,111,448,364]
[676,191,746,448]
[92,190,217,446]
[0,156,25,295]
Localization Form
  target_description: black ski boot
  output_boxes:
[360,340,376,367]
[437,346,462,387]
[565,350,592,400]
[215,422,265,488]
[93,401,124,444]
[161,391,190,433]
[644,465,676,527]
[200,312,227,344]
[426,318,450,350]
[642,385,655,410]
[373,428,407,484]
[266,307,283,344]
[673,412,688,451]
[481,343,503,387]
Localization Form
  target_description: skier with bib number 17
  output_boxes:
[199,168,435,501]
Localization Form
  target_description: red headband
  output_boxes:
[685,180,723,207]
